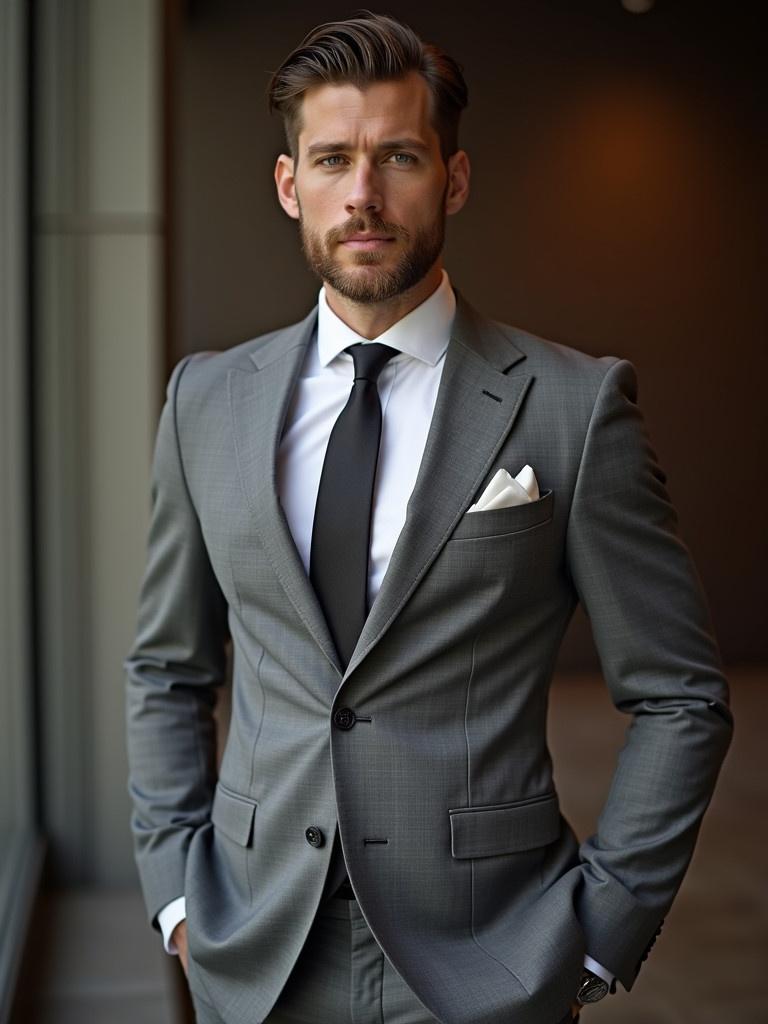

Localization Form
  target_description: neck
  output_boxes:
[323,264,444,340]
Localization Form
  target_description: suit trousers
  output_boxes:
[190,891,581,1024]
[264,892,439,1024]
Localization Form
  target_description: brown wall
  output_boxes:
[171,0,766,667]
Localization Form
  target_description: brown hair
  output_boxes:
[267,11,468,164]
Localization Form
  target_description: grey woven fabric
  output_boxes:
[188,894,442,1024]
[264,895,439,1024]
[125,288,732,1024]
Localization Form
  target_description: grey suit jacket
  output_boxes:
[125,289,733,1024]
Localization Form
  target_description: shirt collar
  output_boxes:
[316,268,455,369]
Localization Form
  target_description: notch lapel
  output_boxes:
[344,292,533,679]
[228,308,344,676]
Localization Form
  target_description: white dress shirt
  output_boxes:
[156,268,614,989]
[277,268,454,607]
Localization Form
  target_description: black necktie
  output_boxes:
[309,341,399,669]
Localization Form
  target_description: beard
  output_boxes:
[297,193,446,304]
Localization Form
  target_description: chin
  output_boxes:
[343,249,394,264]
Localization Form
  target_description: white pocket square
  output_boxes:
[467,465,540,512]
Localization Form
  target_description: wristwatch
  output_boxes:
[575,968,610,1004]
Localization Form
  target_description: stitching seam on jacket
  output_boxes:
[246,645,266,904]
[171,354,214,791]
[470,858,532,996]
[464,634,478,807]
[465,630,531,995]
[562,357,624,581]
[170,354,201,515]
[451,513,553,543]
[561,358,626,593]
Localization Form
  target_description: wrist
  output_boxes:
[576,968,610,1005]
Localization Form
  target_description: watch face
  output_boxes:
[577,973,610,1003]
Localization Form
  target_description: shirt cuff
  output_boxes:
[157,896,186,955]
[583,954,614,986]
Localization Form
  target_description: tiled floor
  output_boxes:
[12,668,767,1022]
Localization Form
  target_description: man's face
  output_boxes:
[275,72,466,304]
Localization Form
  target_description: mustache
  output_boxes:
[326,215,410,245]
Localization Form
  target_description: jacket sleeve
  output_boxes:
[564,358,733,992]
[124,354,230,929]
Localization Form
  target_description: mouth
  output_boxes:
[340,234,395,251]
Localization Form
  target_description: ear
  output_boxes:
[444,149,470,216]
[274,153,300,220]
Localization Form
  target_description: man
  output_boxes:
[125,13,733,1024]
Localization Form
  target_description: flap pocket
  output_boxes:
[451,489,554,541]
[448,793,560,858]
[211,782,258,846]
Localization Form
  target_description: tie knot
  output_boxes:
[347,342,399,383]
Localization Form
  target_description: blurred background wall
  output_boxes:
[32,0,161,888]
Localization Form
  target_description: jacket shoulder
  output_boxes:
[483,317,638,426]
[494,319,623,382]
[167,308,317,402]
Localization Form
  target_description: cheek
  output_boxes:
[398,177,446,214]
[296,177,337,215]
[313,199,353,237]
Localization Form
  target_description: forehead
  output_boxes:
[297,71,437,150]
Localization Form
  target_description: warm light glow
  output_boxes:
[621,0,655,12]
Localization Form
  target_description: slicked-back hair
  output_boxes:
[267,11,468,165]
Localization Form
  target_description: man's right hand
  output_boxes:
[172,920,189,976]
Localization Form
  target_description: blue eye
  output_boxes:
[390,153,416,164]
[320,155,346,167]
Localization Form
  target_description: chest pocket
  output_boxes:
[449,489,554,542]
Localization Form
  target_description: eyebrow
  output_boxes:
[305,138,430,157]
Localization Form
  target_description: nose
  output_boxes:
[344,159,383,217]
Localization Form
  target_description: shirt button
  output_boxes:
[305,825,325,847]
[333,707,356,730]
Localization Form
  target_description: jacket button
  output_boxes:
[305,825,324,847]
[333,707,356,730]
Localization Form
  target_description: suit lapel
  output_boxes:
[344,291,532,679]
[228,290,533,686]
[228,307,344,676]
